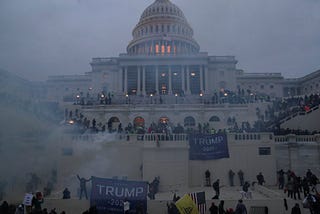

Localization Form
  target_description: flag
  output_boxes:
[175,194,199,214]
[188,191,206,214]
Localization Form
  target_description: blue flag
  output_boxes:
[189,133,229,160]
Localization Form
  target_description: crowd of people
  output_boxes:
[65,93,320,137]
[277,169,319,200]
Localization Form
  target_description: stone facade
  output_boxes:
[46,0,320,103]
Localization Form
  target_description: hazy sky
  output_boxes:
[0,0,319,81]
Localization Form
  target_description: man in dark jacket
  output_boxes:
[77,175,92,200]
[291,203,301,214]
[212,179,220,199]
[235,199,247,214]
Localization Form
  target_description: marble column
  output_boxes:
[137,66,141,95]
[168,66,172,95]
[155,66,159,94]
[204,66,209,94]
[124,66,128,94]
[142,66,146,95]
[181,65,185,94]
[200,65,204,93]
[186,65,191,94]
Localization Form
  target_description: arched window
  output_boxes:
[184,116,195,127]
[108,117,120,131]
[209,116,220,122]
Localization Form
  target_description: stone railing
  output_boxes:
[65,133,189,143]
[63,132,281,144]
[62,132,320,145]
[274,134,320,144]
[230,132,274,142]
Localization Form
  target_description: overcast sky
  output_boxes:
[0,0,319,81]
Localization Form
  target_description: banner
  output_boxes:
[90,177,148,214]
[189,133,229,160]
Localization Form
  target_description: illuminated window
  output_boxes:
[155,44,159,53]
[161,45,165,54]
[167,45,171,53]
[190,72,196,77]
[161,73,166,77]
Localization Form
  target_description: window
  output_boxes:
[260,85,264,89]
[270,85,274,89]
[209,116,220,122]
[259,147,271,155]
[184,116,195,126]
[161,45,165,54]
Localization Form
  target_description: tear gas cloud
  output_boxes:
[0,74,138,201]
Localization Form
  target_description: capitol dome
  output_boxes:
[127,0,200,56]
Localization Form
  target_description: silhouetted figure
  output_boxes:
[167,202,179,214]
[212,179,220,199]
[205,170,211,186]
[291,203,301,214]
[148,177,160,200]
[229,170,235,186]
[32,192,44,213]
[77,175,91,200]
[218,200,226,214]
[256,172,265,185]
[238,170,244,186]
[284,198,288,211]
[63,188,71,199]
[235,199,247,214]
[277,169,285,189]
[0,201,9,214]
[209,202,218,214]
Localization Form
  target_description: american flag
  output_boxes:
[188,191,206,214]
